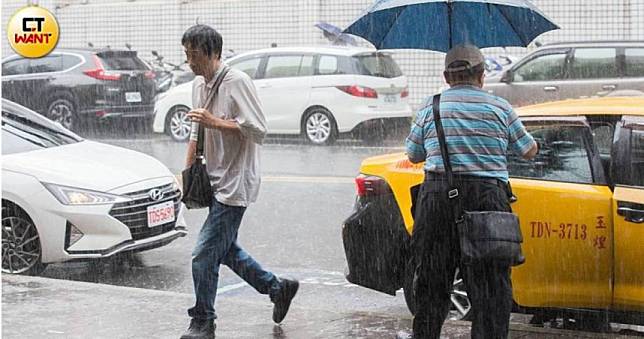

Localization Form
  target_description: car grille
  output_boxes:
[109,183,182,240]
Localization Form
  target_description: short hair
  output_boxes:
[181,25,223,59]
[444,61,485,84]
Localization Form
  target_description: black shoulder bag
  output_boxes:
[181,66,230,209]
[431,94,525,266]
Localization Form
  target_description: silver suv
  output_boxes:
[484,41,644,106]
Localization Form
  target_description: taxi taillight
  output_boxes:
[355,174,390,197]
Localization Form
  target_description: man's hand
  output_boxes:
[187,108,241,132]
[522,141,539,160]
[187,108,223,129]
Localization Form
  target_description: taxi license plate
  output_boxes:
[125,92,142,103]
[147,201,175,228]
[384,94,398,103]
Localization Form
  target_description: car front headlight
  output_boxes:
[43,183,132,205]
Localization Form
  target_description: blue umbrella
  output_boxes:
[343,0,559,52]
[315,21,358,46]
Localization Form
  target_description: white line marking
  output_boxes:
[263,176,354,184]
[217,282,248,294]
[175,175,355,185]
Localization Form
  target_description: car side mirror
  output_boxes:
[501,70,513,84]
[151,50,159,57]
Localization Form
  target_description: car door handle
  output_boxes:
[258,83,271,88]
[543,86,558,92]
[602,84,617,91]
[617,207,644,223]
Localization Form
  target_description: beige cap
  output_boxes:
[445,45,484,72]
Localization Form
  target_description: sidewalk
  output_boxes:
[1,275,635,339]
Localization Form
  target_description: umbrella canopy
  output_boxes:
[343,0,559,52]
[315,21,358,46]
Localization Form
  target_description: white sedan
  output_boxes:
[2,100,187,275]
[153,46,412,144]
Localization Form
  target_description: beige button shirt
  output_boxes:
[189,66,267,207]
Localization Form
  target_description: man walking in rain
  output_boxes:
[180,24,299,339]
[399,45,538,339]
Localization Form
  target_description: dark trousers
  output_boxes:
[188,198,281,320]
[411,173,513,339]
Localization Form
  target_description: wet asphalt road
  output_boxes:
[32,126,644,336]
[40,128,414,317]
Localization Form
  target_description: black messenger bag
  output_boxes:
[431,94,525,266]
[181,66,230,209]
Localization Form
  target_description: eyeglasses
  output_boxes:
[184,49,203,58]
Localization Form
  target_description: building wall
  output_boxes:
[3,0,643,109]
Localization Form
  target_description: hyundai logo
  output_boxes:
[148,189,165,201]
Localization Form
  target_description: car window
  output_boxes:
[300,55,314,76]
[569,48,618,79]
[2,58,29,76]
[264,55,302,78]
[591,123,614,156]
[318,55,339,75]
[354,53,403,78]
[625,128,644,186]
[514,52,567,82]
[62,54,83,70]
[28,55,64,74]
[2,110,81,155]
[229,57,262,79]
[508,124,594,184]
[624,48,644,78]
[98,53,148,70]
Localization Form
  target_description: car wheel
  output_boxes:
[166,106,192,142]
[403,258,416,315]
[1,203,46,275]
[47,98,76,131]
[449,268,473,321]
[303,108,337,145]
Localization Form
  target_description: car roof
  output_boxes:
[540,40,644,48]
[227,46,381,60]
[3,47,135,61]
[517,97,644,117]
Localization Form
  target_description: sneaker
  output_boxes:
[271,278,299,323]
[180,318,215,339]
[395,330,413,339]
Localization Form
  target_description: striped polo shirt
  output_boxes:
[405,85,535,182]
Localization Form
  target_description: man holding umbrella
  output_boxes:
[342,2,557,338]
[400,45,538,339]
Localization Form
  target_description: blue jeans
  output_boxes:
[188,198,281,320]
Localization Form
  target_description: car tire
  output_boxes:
[1,202,46,276]
[403,258,416,315]
[302,107,337,145]
[47,97,77,131]
[166,105,192,142]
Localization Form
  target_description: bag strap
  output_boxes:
[196,65,231,157]
[431,94,464,221]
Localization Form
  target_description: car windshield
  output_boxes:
[354,53,403,78]
[98,52,148,71]
[2,102,82,155]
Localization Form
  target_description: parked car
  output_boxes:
[2,48,157,131]
[484,41,644,107]
[1,99,187,275]
[342,96,644,326]
[153,46,412,143]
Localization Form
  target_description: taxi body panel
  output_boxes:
[343,96,644,321]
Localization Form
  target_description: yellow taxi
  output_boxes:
[343,96,644,326]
